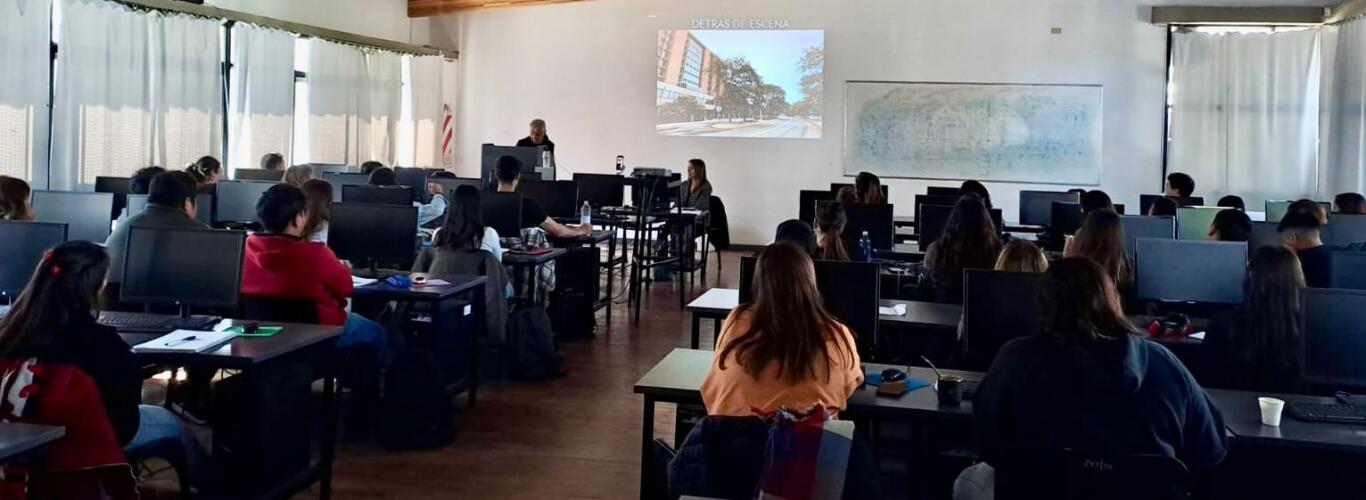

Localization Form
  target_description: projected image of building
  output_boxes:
[657,30,725,113]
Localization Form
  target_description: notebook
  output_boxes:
[132,330,237,353]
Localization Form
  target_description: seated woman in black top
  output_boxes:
[955,257,1226,499]
[1208,209,1252,242]
[814,202,851,261]
[1201,245,1305,393]
[1279,200,1330,287]
[924,194,1001,304]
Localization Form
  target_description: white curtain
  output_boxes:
[152,12,222,171]
[307,39,365,165]
[228,24,295,172]
[1322,17,1366,196]
[1168,28,1321,208]
[408,55,445,168]
[0,0,50,185]
[51,0,154,189]
[359,51,401,166]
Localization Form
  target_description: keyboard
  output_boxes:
[97,311,220,334]
[1287,402,1366,425]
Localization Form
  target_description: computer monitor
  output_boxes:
[1135,238,1247,304]
[1118,215,1175,258]
[1325,214,1366,246]
[31,191,114,242]
[429,178,485,202]
[1019,191,1078,227]
[830,183,889,199]
[393,167,431,202]
[120,226,247,311]
[914,195,960,226]
[520,180,579,219]
[1302,288,1366,387]
[628,176,681,211]
[1330,252,1366,291]
[309,163,354,175]
[1050,202,1085,236]
[1265,200,1332,223]
[919,204,1004,249]
[0,221,68,298]
[481,145,544,187]
[214,180,276,224]
[95,176,131,221]
[342,185,414,206]
[1248,221,1282,252]
[926,186,961,198]
[1139,194,1205,215]
[234,168,285,182]
[798,190,837,225]
[574,173,626,209]
[833,202,895,251]
[480,192,524,238]
[1176,206,1225,240]
[963,270,1044,370]
[322,172,372,201]
[126,194,214,226]
[328,203,419,269]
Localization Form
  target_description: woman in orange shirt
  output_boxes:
[702,243,863,417]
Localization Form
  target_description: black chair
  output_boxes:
[237,297,321,324]
[707,196,730,277]
[961,270,1043,370]
[995,447,1191,500]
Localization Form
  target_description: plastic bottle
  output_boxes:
[580,201,592,226]
[541,149,553,170]
[859,231,873,262]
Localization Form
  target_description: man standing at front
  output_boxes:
[516,118,555,153]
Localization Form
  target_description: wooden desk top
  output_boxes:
[686,288,739,315]
[0,422,65,462]
[122,320,342,369]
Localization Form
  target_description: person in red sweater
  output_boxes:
[240,184,388,356]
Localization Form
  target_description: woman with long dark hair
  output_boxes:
[0,175,33,220]
[702,243,861,417]
[924,193,1002,304]
[683,159,713,211]
[774,219,817,257]
[300,179,333,243]
[430,185,503,260]
[957,257,1226,499]
[813,202,850,261]
[960,180,992,209]
[185,156,222,191]
[1202,245,1305,393]
[1065,210,1132,290]
[855,172,884,204]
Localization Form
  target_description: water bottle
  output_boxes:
[541,149,553,170]
[580,201,592,226]
[859,231,873,262]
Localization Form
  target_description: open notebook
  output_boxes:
[132,330,237,353]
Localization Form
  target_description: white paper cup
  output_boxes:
[1259,397,1285,427]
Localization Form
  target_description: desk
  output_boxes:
[504,248,567,304]
[550,229,619,319]
[606,206,710,318]
[353,273,487,406]
[1207,390,1366,455]
[685,288,738,349]
[126,321,341,500]
[0,422,64,462]
[876,243,924,262]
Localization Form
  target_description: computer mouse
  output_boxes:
[881,369,907,383]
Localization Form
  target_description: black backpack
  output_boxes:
[506,305,561,380]
[378,348,455,450]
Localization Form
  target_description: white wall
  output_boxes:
[207,0,430,45]
[440,0,1302,244]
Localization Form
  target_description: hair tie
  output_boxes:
[41,251,53,262]
[50,265,61,276]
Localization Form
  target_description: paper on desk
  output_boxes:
[878,304,908,317]
[421,278,451,286]
[1189,331,1206,340]
[133,330,236,353]
[351,276,378,287]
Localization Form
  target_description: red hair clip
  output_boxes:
[41,251,53,262]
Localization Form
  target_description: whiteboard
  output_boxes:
[843,81,1103,185]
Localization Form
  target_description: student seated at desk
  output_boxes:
[924,194,1002,304]
[1334,192,1366,214]
[961,180,992,209]
[681,159,712,211]
[1208,209,1251,242]
[1065,210,1131,291]
[702,243,862,417]
[1148,196,1178,217]
[361,161,385,176]
[0,175,33,220]
[113,166,167,228]
[1279,200,1331,288]
[284,164,313,187]
[1217,195,1245,211]
[773,219,817,258]
[854,172,884,204]
[494,155,590,237]
[105,172,208,290]
[1202,245,1304,393]
[1080,190,1114,214]
[185,156,222,195]
[0,242,205,484]
[300,179,332,243]
[368,166,397,186]
[995,240,1048,273]
[426,185,504,262]
[1165,172,1196,198]
[260,152,284,171]
[369,167,449,227]
[814,202,852,261]
[835,186,858,204]
[955,258,1226,500]
[414,186,516,349]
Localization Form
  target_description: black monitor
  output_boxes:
[1265,200,1332,223]
[120,226,246,311]
[1139,194,1205,215]
[480,192,523,238]
[798,190,836,225]
[342,185,414,206]
[520,180,579,219]
[574,173,626,209]
[963,270,1044,370]
[322,172,372,201]
[0,221,68,299]
[214,180,276,224]
[1302,288,1366,387]
[1050,202,1085,236]
[126,194,214,226]
[429,178,485,202]
[1330,252,1366,290]
[1020,191,1078,227]
[481,145,544,187]
[830,183,889,199]
[1325,214,1366,246]
[309,163,354,176]
[1118,215,1175,258]
[919,204,1004,249]
[328,203,418,269]
[1135,238,1247,304]
[738,256,879,355]
[1249,221,1282,252]
[628,176,680,211]
[31,191,114,242]
[234,168,285,182]
[913,195,960,226]
[95,176,131,221]
[834,202,895,251]
[926,186,961,198]
[393,167,431,202]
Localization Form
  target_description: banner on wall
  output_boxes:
[442,104,455,170]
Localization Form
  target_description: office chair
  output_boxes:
[238,297,321,324]
[995,447,1191,500]
[707,196,731,282]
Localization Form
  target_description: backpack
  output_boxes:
[506,305,561,380]
[378,349,455,451]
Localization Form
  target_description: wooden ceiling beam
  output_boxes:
[409,0,593,17]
